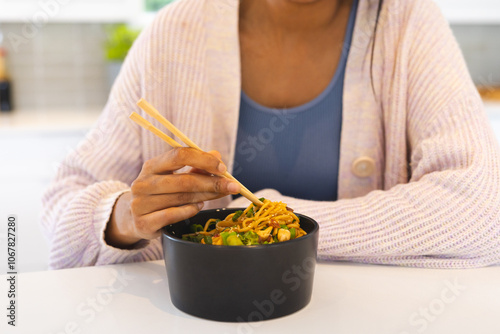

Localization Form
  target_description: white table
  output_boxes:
[1,260,499,334]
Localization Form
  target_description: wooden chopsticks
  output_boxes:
[130,98,263,207]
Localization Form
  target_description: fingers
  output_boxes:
[132,174,240,196]
[145,148,226,176]
[188,167,212,176]
[134,203,205,239]
[131,191,227,216]
[128,149,238,242]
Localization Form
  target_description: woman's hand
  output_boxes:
[105,148,240,248]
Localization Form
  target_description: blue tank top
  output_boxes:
[234,0,358,201]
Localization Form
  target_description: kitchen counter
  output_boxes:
[0,109,102,134]
[1,260,499,334]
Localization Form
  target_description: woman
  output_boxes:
[41,0,500,269]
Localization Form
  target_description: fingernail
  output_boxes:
[218,162,227,174]
[197,202,204,210]
[228,182,240,194]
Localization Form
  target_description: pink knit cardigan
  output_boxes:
[41,0,500,269]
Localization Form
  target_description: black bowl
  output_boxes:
[162,208,319,322]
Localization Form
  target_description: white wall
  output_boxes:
[0,0,143,23]
[434,0,500,24]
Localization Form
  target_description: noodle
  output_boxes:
[181,199,307,245]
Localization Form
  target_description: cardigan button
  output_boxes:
[352,157,375,178]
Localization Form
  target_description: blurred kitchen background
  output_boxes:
[1,0,500,272]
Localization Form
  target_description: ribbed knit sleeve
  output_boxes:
[40,24,163,269]
[231,1,500,268]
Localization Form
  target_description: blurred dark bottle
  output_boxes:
[0,43,13,112]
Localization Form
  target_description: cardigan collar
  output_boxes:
[202,0,384,199]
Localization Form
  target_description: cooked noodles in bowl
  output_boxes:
[181,199,307,245]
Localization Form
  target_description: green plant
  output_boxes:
[104,24,141,62]
[145,0,176,12]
